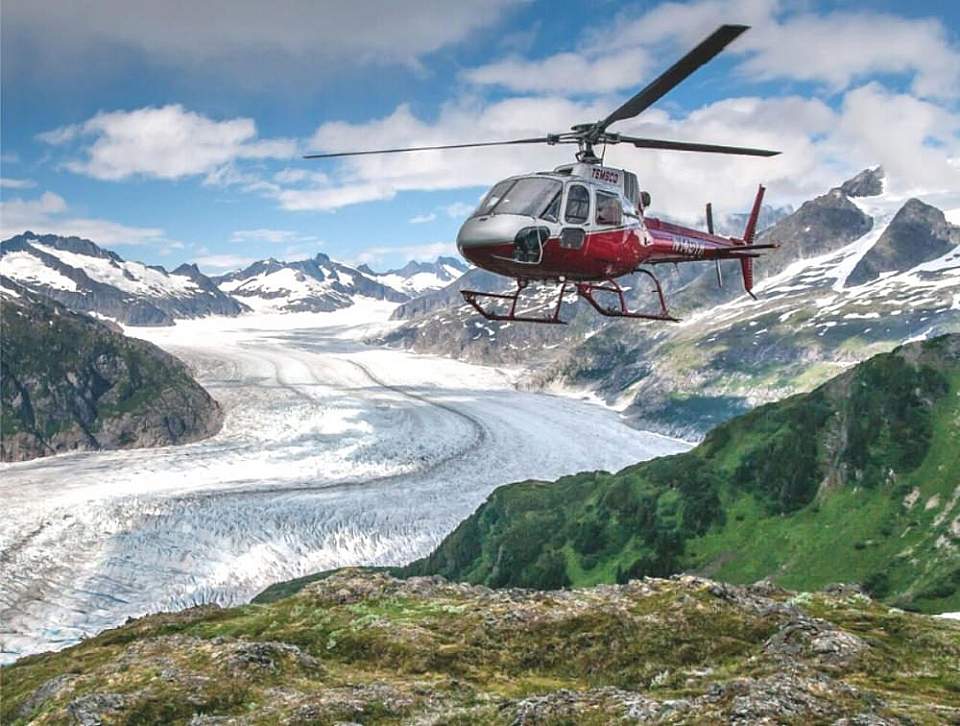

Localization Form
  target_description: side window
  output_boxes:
[564,184,590,224]
[595,191,623,226]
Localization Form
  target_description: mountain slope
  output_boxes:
[0,233,245,325]
[214,253,408,313]
[403,335,960,613]
[4,569,958,723]
[0,278,223,462]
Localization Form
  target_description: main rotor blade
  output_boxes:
[303,137,554,159]
[598,24,749,133]
[620,134,779,157]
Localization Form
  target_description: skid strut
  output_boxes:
[460,279,570,324]
[576,271,679,321]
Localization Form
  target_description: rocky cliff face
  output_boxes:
[3,569,957,723]
[0,232,246,325]
[1,279,223,462]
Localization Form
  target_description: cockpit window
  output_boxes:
[487,177,563,218]
[541,191,561,223]
[473,179,514,217]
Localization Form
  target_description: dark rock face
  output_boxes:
[0,279,223,462]
[838,166,885,197]
[846,198,960,286]
[0,232,246,325]
[752,189,873,282]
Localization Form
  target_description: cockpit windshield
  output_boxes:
[472,177,562,219]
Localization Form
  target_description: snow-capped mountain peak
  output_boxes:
[213,253,409,313]
[0,232,245,325]
[364,255,469,296]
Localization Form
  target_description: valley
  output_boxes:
[0,302,687,665]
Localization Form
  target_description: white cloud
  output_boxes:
[230,228,316,244]
[0,177,37,189]
[463,48,652,95]
[39,105,297,181]
[4,0,522,83]
[463,1,960,100]
[408,213,436,224]
[0,190,173,247]
[293,84,960,222]
[442,202,475,218]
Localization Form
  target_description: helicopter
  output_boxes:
[306,24,779,324]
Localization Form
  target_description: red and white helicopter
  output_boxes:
[307,25,779,324]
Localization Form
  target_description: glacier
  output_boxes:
[0,301,688,663]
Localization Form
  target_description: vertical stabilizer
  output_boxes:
[740,185,765,298]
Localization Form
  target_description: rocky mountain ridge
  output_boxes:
[0,278,223,462]
[213,252,409,313]
[0,233,246,326]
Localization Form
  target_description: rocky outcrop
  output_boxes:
[838,166,884,197]
[0,279,223,462]
[4,569,957,723]
[846,197,960,286]
[0,232,246,325]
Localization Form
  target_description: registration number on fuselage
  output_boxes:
[591,168,620,184]
[671,236,705,257]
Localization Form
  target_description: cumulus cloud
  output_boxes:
[464,0,960,100]
[0,190,174,247]
[39,105,297,181]
[292,83,960,222]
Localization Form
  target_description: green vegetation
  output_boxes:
[4,570,958,724]
[403,335,960,612]
[1,285,221,460]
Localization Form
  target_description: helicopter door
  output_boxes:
[559,183,590,250]
[595,190,626,268]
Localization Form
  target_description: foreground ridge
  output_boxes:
[3,569,958,723]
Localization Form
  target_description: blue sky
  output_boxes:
[2,0,958,273]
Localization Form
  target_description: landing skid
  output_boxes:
[461,279,570,324]
[460,270,678,324]
[576,271,679,322]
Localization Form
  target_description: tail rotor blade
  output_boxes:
[706,202,715,234]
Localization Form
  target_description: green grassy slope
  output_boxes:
[402,335,960,613]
